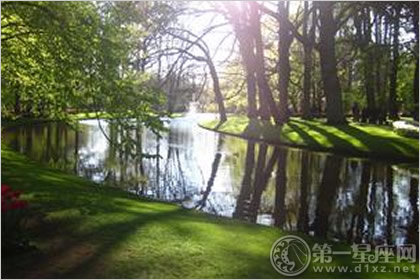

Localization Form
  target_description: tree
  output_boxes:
[354,5,377,123]
[318,2,347,124]
[224,3,258,119]
[301,1,315,119]
[249,2,283,124]
[277,2,294,123]
[224,2,283,123]
[388,4,401,120]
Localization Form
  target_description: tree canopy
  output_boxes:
[2,1,418,125]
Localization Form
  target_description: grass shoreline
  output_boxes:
[199,116,419,163]
[2,146,418,278]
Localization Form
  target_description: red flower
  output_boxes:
[1,185,28,212]
[1,185,11,195]
[10,200,28,210]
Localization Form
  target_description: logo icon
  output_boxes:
[270,235,311,276]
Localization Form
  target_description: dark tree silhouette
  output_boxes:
[318,2,346,124]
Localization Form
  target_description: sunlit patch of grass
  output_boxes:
[200,116,418,162]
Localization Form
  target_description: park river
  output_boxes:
[3,114,418,246]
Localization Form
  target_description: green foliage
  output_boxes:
[1,2,166,130]
[2,2,101,119]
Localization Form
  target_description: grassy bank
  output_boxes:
[2,146,418,278]
[200,116,419,162]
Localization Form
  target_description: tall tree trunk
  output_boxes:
[374,14,383,120]
[235,15,258,119]
[249,2,282,124]
[277,2,293,123]
[361,7,376,123]
[318,2,346,124]
[302,1,312,119]
[389,5,401,120]
[243,45,258,119]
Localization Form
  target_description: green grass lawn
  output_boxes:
[200,116,419,162]
[2,146,418,278]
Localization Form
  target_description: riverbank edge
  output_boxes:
[1,112,186,130]
[2,146,418,279]
[198,117,419,163]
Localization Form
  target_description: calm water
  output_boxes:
[3,114,418,246]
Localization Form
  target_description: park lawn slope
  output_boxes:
[2,147,418,279]
[200,116,419,162]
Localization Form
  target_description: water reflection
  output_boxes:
[2,115,418,246]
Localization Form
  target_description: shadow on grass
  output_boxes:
[292,119,417,160]
[334,123,417,156]
[287,122,323,147]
